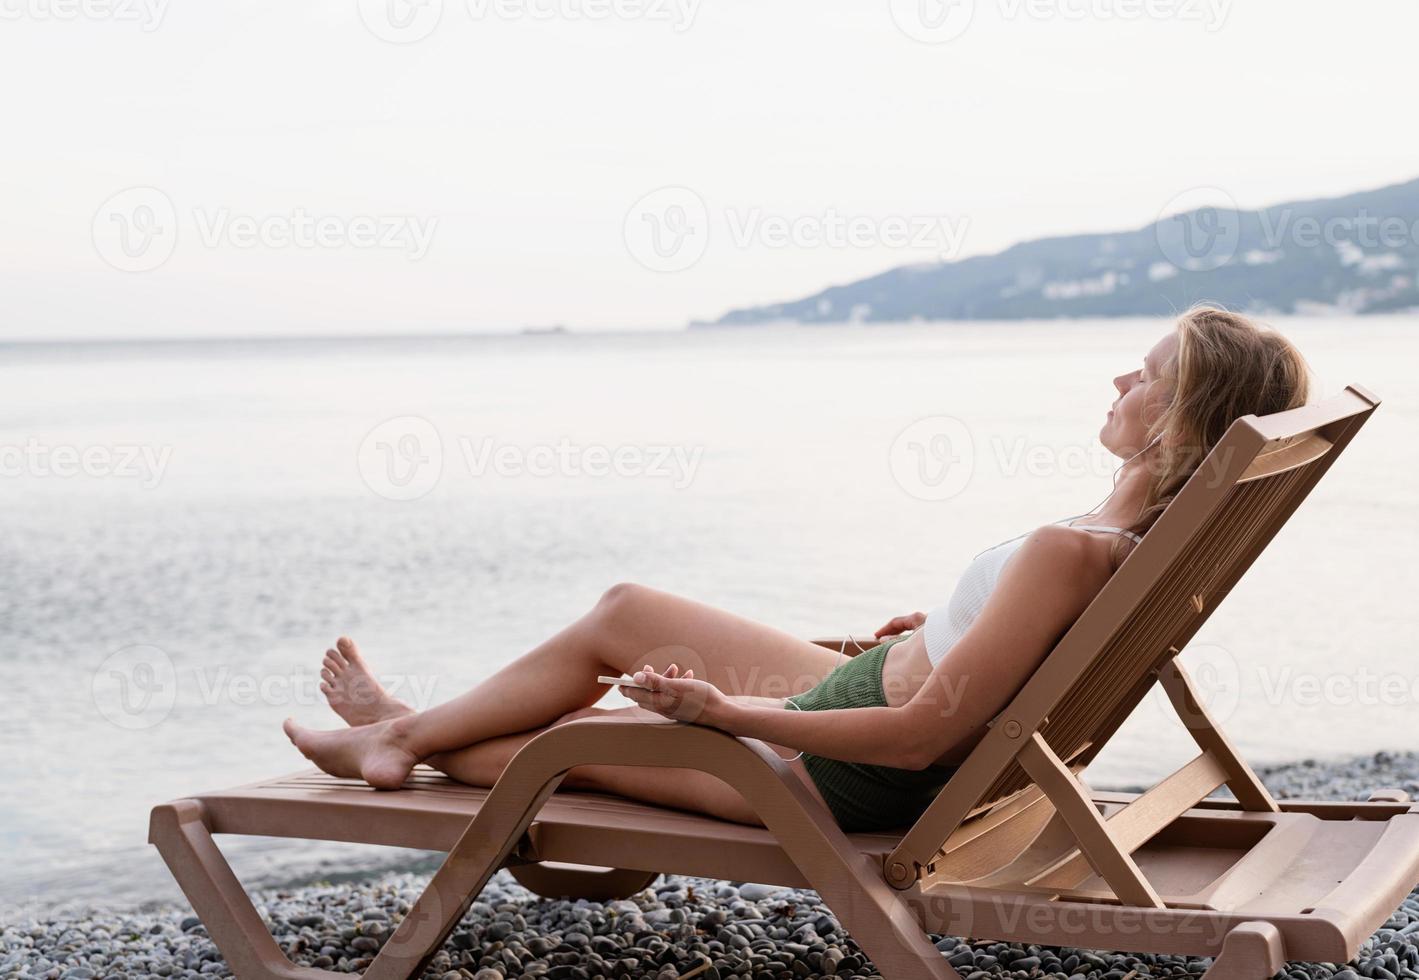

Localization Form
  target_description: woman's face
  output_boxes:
[1101,331,1179,458]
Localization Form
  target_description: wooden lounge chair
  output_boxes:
[151,385,1419,980]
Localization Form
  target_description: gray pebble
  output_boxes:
[736,884,777,902]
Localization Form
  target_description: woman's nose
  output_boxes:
[1113,374,1129,395]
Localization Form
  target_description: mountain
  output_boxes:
[708,177,1419,325]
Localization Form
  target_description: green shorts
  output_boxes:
[787,636,958,833]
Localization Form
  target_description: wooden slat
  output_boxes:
[1017,733,1165,908]
[1159,661,1279,812]
[1033,749,1230,888]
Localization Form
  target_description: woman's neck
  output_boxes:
[1085,451,1156,528]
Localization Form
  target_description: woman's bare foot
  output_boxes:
[321,636,411,726]
[282,717,419,790]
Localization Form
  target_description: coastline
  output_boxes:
[4,751,1416,980]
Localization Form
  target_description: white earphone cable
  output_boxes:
[783,630,872,763]
[1076,433,1162,525]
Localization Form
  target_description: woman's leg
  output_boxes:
[285,583,845,788]
[410,582,844,745]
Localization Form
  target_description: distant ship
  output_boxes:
[521,324,568,335]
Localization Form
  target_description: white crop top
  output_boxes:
[921,515,1143,668]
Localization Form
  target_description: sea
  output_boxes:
[2,317,1414,908]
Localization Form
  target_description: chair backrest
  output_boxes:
[885,385,1380,883]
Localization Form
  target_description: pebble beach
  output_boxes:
[4,752,1417,980]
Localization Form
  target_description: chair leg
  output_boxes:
[148,801,342,980]
[362,773,570,980]
[1200,922,1286,980]
[792,854,962,980]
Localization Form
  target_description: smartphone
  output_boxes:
[597,673,653,690]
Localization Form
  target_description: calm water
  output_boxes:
[2,318,1415,907]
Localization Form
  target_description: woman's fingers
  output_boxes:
[620,672,716,725]
[876,612,927,638]
[623,675,677,714]
[630,668,673,696]
[633,666,682,691]
[624,667,705,720]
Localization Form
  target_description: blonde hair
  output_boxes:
[1128,305,1312,543]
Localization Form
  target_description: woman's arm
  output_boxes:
[623,526,1113,770]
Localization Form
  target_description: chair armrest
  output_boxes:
[367,715,845,980]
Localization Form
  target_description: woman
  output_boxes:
[284,306,1312,833]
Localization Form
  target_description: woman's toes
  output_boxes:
[337,636,361,662]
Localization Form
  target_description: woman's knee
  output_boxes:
[592,581,652,629]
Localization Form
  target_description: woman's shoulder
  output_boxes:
[1015,523,1118,585]
[975,523,1120,635]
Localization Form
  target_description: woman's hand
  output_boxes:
[618,663,730,726]
[874,611,926,639]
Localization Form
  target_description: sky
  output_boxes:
[1,0,1416,339]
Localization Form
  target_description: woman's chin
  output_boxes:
[1099,434,1132,461]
